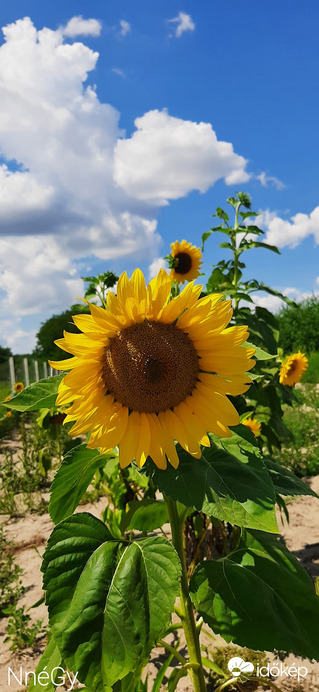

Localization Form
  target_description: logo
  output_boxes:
[228,657,254,677]
[227,657,308,683]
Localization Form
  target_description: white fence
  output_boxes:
[7,357,59,390]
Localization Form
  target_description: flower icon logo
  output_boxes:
[228,657,254,677]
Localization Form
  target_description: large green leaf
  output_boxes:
[28,636,62,691]
[218,429,316,500]
[263,458,319,498]
[120,499,169,533]
[244,342,276,360]
[42,513,180,690]
[190,530,319,660]
[49,445,117,524]
[143,441,278,533]
[2,375,63,411]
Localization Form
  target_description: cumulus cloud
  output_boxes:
[256,171,285,190]
[0,319,37,353]
[259,206,319,248]
[148,257,167,279]
[167,12,195,38]
[0,17,249,351]
[252,286,319,313]
[61,15,102,38]
[114,110,250,204]
[119,20,131,37]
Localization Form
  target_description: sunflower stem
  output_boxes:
[165,495,207,692]
[232,201,241,313]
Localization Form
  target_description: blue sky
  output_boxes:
[0,0,318,352]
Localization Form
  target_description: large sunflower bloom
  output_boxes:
[50,269,255,470]
[242,417,261,438]
[279,351,308,386]
[169,240,202,283]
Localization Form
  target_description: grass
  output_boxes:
[273,382,319,477]
[0,382,11,400]
[301,352,319,383]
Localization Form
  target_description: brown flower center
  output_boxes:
[102,320,199,413]
[287,359,298,375]
[174,252,192,275]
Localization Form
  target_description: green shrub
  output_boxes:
[278,297,319,353]
[302,352,319,384]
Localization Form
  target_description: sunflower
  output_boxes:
[6,411,12,418]
[279,351,308,387]
[242,417,261,437]
[14,382,24,393]
[168,240,202,283]
[50,269,255,470]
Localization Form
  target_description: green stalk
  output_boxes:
[165,496,206,692]
[232,201,241,312]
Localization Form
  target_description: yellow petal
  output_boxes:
[119,411,140,469]
[147,413,167,470]
[163,408,201,458]
[146,269,171,319]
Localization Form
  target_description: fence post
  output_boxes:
[9,356,15,390]
[23,358,30,387]
[50,366,54,377]
[43,362,48,378]
[34,360,39,382]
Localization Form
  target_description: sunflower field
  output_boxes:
[1,192,319,692]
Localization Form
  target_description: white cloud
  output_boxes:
[119,20,131,37]
[148,257,167,279]
[256,171,285,190]
[1,324,37,353]
[251,286,319,313]
[61,15,102,38]
[114,109,250,204]
[167,12,195,38]
[258,206,319,248]
[0,17,250,351]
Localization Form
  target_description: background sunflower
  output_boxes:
[168,240,202,283]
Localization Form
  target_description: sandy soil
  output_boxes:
[1,471,319,691]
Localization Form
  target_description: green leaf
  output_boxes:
[49,445,117,524]
[239,211,260,220]
[190,530,319,660]
[257,283,297,308]
[2,375,63,411]
[245,225,264,236]
[151,641,180,692]
[235,292,254,303]
[167,667,188,691]
[120,499,169,533]
[206,268,227,292]
[42,513,181,690]
[263,458,319,498]
[81,275,99,283]
[226,196,238,208]
[244,342,276,360]
[143,441,278,533]
[218,242,233,250]
[28,635,62,691]
[214,207,229,222]
[242,241,280,254]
